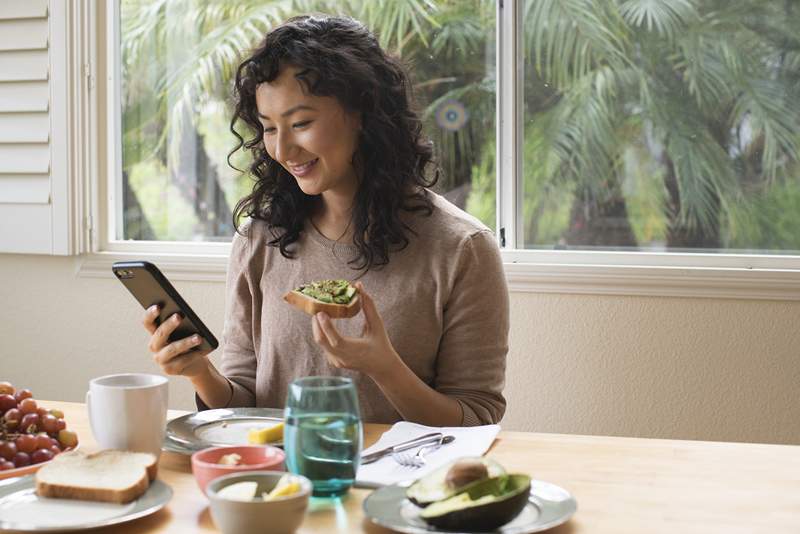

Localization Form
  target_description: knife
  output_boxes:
[361,432,452,465]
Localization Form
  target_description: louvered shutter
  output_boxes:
[0,0,76,254]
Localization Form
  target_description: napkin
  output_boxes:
[355,422,500,488]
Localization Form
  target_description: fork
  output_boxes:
[392,435,455,468]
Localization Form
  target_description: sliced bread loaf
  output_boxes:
[35,449,158,504]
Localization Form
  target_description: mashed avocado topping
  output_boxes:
[296,279,356,304]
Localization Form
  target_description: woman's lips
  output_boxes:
[289,158,319,177]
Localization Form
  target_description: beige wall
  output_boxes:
[1,253,798,445]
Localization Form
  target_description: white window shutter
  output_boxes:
[0,0,83,255]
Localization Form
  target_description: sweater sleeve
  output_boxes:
[434,230,509,425]
[197,229,257,409]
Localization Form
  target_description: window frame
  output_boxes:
[77,0,800,300]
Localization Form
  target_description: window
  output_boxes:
[517,1,800,255]
[94,1,800,297]
[116,0,495,242]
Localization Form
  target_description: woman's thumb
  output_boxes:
[356,282,380,329]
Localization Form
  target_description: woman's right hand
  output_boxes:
[143,305,213,377]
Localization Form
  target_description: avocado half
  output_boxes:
[418,474,532,532]
[405,457,505,507]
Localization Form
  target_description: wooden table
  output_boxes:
[38,401,800,533]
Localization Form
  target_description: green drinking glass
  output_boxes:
[284,376,363,497]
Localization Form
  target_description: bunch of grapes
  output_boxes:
[0,381,78,471]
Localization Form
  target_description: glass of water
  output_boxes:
[284,376,363,497]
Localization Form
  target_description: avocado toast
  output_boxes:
[283,279,361,318]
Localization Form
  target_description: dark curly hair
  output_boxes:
[229,14,438,271]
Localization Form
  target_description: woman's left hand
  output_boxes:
[311,282,401,379]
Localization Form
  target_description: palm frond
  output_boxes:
[355,0,440,53]
[619,0,698,41]
[429,9,484,65]
[646,80,739,233]
[549,66,636,196]
[524,0,631,89]
[731,76,800,182]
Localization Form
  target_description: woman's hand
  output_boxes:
[143,305,213,377]
[311,282,401,379]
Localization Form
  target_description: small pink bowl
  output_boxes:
[191,445,285,495]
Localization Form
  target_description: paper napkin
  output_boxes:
[355,421,500,488]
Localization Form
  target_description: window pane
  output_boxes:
[521,1,800,254]
[118,1,496,241]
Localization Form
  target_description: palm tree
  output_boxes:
[121,0,800,251]
[508,0,800,250]
[120,0,494,240]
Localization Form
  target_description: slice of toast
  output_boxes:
[35,449,158,504]
[284,290,361,319]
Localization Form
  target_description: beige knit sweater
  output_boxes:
[210,191,509,425]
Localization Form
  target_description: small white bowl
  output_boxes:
[206,471,312,534]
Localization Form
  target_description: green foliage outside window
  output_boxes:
[120,0,800,255]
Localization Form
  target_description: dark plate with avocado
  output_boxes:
[363,478,577,534]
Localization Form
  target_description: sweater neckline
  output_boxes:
[305,219,360,254]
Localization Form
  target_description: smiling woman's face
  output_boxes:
[255,65,362,199]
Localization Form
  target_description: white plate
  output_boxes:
[0,475,172,532]
[363,479,577,534]
[163,407,284,454]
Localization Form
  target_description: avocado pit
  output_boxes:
[445,458,489,489]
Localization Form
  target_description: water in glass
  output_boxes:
[284,376,363,497]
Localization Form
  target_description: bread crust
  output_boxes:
[35,476,150,504]
[283,290,361,319]
[35,450,158,504]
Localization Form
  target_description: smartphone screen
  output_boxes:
[112,261,219,352]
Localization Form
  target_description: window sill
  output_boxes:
[79,251,230,282]
[504,262,800,300]
[78,250,800,300]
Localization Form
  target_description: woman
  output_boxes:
[143,14,509,426]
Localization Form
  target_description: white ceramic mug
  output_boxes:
[86,373,168,457]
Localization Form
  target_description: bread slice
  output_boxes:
[284,290,361,319]
[35,450,158,504]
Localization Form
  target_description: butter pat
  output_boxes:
[247,422,284,444]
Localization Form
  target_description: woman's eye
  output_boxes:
[262,126,276,135]
[293,120,312,129]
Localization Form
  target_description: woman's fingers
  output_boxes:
[142,305,160,335]
[355,282,384,334]
[315,312,345,349]
[148,312,182,353]
[153,334,203,368]
[312,314,352,370]
[160,349,202,376]
[311,316,341,367]
[144,309,205,377]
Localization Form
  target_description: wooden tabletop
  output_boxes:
[34,401,800,534]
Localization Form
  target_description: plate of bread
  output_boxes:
[164,407,285,454]
[0,449,171,531]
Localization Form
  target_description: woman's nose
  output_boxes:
[274,131,297,162]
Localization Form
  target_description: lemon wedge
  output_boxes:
[263,474,300,501]
[247,422,284,444]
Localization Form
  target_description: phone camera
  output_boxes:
[115,269,134,279]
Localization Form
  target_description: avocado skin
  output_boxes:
[420,474,531,532]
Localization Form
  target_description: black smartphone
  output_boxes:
[112,261,219,352]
